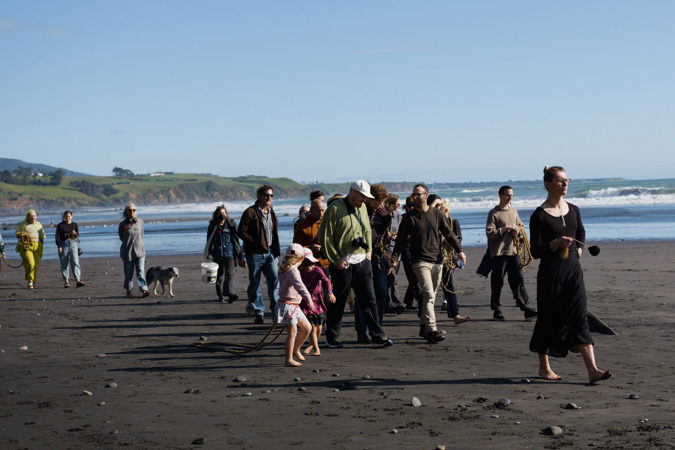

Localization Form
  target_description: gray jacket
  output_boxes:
[118,218,145,261]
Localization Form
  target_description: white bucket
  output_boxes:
[200,262,218,283]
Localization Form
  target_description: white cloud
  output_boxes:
[0,17,23,32]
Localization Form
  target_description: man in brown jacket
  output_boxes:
[237,185,280,324]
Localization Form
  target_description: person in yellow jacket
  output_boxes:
[16,209,45,288]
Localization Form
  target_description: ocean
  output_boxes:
[3,178,675,261]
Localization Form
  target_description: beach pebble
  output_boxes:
[82,390,93,396]
[262,390,271,394]
[521,378,530,383]
[628,394,639,399]
[333,373,340,377]
[332,389,340,393]
[436,446,446,450]
[639,418,649,423]
[294,377,301,382]
[242,392,252,396]
[98,401,106,406]
[491,414,499,418]
[298,387,306,392]
[514,421,520,425]
[105,382,117,388]
[1,349,5,353]
[564,403,580,410]
[110,429,119,435]
[537,395,545,400]
[234,376,247,382]
[191,437,206,445]
[19,346,28,351]
[497,398,511,407]
[543,426,563,435]
[313,369,320,373]
[411,397,422,407]
[363,375,370,379]
[199,336,208,341]
[390,428,398,434]
[96,353,106,358]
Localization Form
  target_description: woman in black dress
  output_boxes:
[529,166,611,383]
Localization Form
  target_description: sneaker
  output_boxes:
[441,300,447,311]
[372,336,393,348]
[228,294,238,304]
[425,330,445,343]
[493,310,505,321]
[524,308,538,321]
[27,281,34,289]
[245,303,256,317]
[419,324,426,338]
[356,334,371,344]
[326,339,343,349]
[218,296,225,302]
[254,315,264,324]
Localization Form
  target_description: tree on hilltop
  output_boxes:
[112,167,135,177]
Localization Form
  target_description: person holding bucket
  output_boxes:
[204,205,245,303]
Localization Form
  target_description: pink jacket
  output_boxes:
[278,265,313,305]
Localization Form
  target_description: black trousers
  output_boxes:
[215,257,235,298]
[490,255,530,311]
[402,252,422,309]
[326,259,385,341]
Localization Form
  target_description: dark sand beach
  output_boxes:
[1,242,673,449]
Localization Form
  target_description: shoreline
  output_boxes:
[1,242,673,448]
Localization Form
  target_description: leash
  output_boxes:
[191,322,285,354]
[1,232,32,271]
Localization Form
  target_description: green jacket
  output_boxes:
[318,198,372,266]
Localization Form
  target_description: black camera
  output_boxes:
[351,236,369,250]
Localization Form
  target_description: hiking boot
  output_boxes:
[371,336,393,348]
[254,315,264,324]
[524,308,538,321]
[419,324,426,338]
[493,310,505,321]
[326,339,343,349]
[425,330,445,343]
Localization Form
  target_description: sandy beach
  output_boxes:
[1,241,673,449]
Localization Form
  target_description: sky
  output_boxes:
[1,1,674,183]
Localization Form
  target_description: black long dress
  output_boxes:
[529,203,593,357]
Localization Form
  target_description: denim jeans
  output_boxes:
[245,250,279,315]
[123,257,148,292]
[59,240,81,280]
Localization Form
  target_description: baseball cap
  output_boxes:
[285,243,305,256]
[350,180,375,199]
[303,247,319,262]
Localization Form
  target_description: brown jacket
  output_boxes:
[293,216,329,268]
[237,201,280,257]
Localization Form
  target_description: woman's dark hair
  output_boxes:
[543,166,565,183]
[62,210,73,220]
[211,205,228,222]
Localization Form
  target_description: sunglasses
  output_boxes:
[262,193,274,198]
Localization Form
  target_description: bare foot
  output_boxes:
[311,350,321,357]
[539,369,562,380]
[453,315,471,325]
[294,352,306,362]
[589,369,612,383]
[285,360,302,367]
[303,345,314,355]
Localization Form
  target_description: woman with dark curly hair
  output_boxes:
[204,205,245,303]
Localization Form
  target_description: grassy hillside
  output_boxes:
[0,174,321,213]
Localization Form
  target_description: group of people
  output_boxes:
[204,168,611,380]
[4,165,611,380]
[4,209,85,290]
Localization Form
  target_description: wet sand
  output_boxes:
[1,242,673,449]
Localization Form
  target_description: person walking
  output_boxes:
[118,203,149,298]
[15,209,45,289]
[56,210,85,288]
[204,205,245,303]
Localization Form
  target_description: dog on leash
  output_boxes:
[146,266,180,297]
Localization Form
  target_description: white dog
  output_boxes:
[146,266,180,297]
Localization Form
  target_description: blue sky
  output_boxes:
[1,1,673,183]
